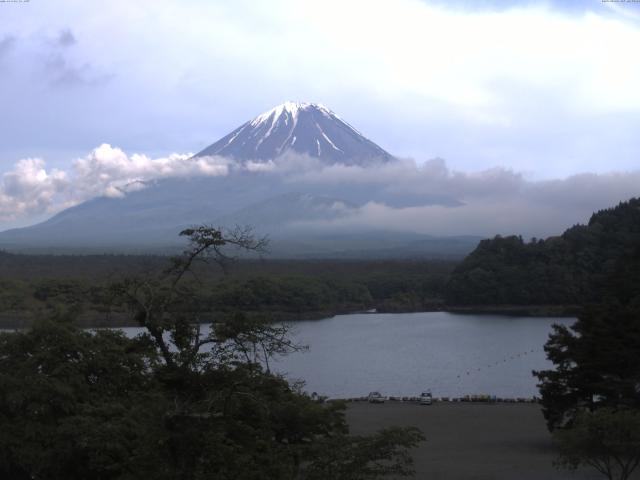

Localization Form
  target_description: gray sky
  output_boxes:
[1,0,639,231]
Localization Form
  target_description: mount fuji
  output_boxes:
[0,103,479,257]
[196,102,393,165]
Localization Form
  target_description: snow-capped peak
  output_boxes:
[196,102,394,165]
[250,101,333,127]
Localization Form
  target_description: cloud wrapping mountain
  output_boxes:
[1,145,639,238]
[1,101,639,246]
[0,144,229,221]
[275,158,640,237]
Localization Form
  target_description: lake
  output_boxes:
[118,311,573,399]
[271,312,574,399]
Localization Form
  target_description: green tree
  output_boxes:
[534,246,640,431]
[445,197,640,307]
[535,303,640,431]
[300,426,424,479]
[0,225,425,479]
[0,317,165,479]
[554,408,640,480]
[535,246,640,479]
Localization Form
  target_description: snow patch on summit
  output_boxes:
[195,102,394,165]
[250,101,331,128]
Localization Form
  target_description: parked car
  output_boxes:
[368,391,385,403]
[419,391,433,405]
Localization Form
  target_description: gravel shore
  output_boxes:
[346,402,608,480]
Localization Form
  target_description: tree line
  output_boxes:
[445,198,640,307]
[0,254,455,328]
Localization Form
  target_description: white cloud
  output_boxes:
[0,144,229,222]
[0,147,638,237]
[272,156,640,237]
[0,158,68,221]
[1,1,640,231]
[245,159,276,172]
[290,196,600,238]
[72,144,229,198]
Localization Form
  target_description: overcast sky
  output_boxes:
[1,0,639,231]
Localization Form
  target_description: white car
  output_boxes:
[368,391,385,403]
[419,391,433,405]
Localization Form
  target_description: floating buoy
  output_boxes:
[454,348,543,381]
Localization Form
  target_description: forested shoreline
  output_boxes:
[0,255,455,328]
[1,198,638,328]
[446,198,640,307]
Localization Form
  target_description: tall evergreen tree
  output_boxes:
[535,246,640,430]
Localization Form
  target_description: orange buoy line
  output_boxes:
[455,348,542,379]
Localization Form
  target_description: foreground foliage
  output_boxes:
[536,244,640,479]
[554,409,640,480]
[0,226,424,479]
[535,245,640,431]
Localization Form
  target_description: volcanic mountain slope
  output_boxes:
[0,102,477,257]
[195,102,394,165]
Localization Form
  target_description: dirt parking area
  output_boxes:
[346,402,612,480]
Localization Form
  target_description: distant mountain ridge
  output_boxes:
[195,102,394,165]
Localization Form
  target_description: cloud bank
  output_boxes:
[0,145,229,223]
[1,147,638,238]
[275,156,640,237]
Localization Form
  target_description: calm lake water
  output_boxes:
[271,312,574,399]
[117,312,573,399]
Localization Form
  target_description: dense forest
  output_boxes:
[0,254,454,328]
[445,197,640,308]
[2,197,639,328]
